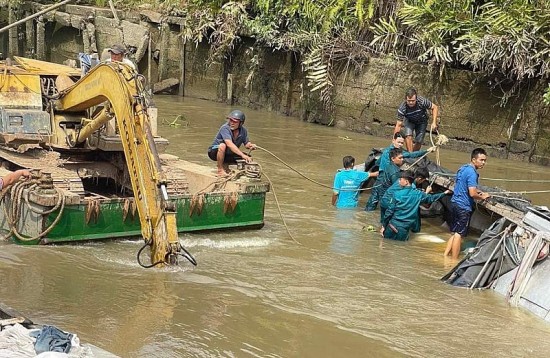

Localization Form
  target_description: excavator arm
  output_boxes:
[54,62,181,266]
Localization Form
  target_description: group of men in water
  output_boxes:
[205,86,490,259]
[331,87,491,258]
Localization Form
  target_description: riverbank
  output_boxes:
[1,2,548,165]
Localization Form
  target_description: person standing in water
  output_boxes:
[444,148,490,259]
[332,155,378,208]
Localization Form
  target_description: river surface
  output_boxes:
[2,96,550,357]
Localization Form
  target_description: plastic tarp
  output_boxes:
[442,218,523,288]
[0,323,92,358]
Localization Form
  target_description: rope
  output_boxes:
[429,130,439,166]
[258,164,301,245]
[429,130,449,166]
[486,189,550,195]
[255,146,335,190]
[486,194,531,204]
[481,178,550,183]
[0,179,65,242]
[255,146,376,192]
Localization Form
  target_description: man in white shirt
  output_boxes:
[106,44,136,71]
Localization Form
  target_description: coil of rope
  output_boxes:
[0,179,65,242]
[429,129,449,166]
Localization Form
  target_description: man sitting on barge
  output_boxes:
[208,110,256,176]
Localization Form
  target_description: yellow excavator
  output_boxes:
[0,56,194,267]
[54,61,186,267]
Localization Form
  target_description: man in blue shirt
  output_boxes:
[444,148,491,259]
[208,110,256,176]
[332,156,378,208]
[382,171,451,241]
[394,87,439,152]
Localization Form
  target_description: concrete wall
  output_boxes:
[1,3,549,164]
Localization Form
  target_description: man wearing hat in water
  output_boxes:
[106,44,136,70]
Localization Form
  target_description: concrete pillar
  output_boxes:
[178,26,185,97]
[36,16,46,60]
[157,22,170,82]
[283,51,294,115]
[147,33,152,88]
[86,22,97,53]
[82,21,90,53]
[25,13,35,58]
[8,7,19,57]
[226,74,233,104]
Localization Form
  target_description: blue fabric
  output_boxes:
[333,169,371,208]
[380,181,422,226]
[379,181,401,224]
[451,164,479,211]
[376,145,427,173]
[382,186,446,241]
[449,201,472,236]
[30,325,73,354]
[380,181,401,210]
[209,123,249,150]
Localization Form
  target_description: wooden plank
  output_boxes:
[152,78,179,93]
[431,174,525,225]
[0,317,26,326]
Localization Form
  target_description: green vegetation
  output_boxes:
[15,0,550,106]
[172,0,550,107]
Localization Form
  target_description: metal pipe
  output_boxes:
[470,229,509,289]
[0,0,74,35]
[147,33,152,91]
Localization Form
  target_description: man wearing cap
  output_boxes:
[208,110,256,176]
[382,171,451,241]
[106,44,136,70]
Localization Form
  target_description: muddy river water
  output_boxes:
[2,96,550,357]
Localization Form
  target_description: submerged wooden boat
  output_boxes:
[0,57,269,250]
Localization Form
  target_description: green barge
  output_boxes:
[0,57,269,258]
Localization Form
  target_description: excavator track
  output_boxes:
[0,147,84,196]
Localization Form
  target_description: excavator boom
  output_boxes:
[54,62,180,266]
